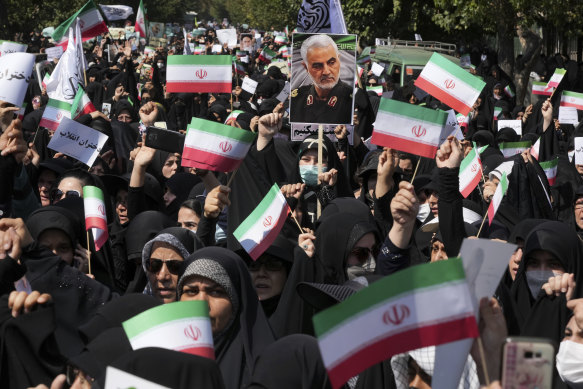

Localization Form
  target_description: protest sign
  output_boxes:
[0,41,27,57]
[575,137,583,165]
[0,52,35,106]
[48,117,109,167]
[290,33,357,125]
[559,106,579,125]
[45,46,64,61]
[216,28,237,48]
[371,62,384,77]
[291,123,353,144]
[241,76,258,94]
[276,81,291,102]
[497,119,523,136]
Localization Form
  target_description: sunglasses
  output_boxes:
[147,258,182,275]
[349,246,379,264]
[50,189,81,202]
[248,258,285,272]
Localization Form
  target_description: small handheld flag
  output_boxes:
[83,186,108,250]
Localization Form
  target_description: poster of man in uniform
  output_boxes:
[290,33,357,125]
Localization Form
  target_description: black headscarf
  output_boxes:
[110,347,226,388]
[165,172,202,220]
[509,221,583,344]
[248,334,332,389]
[178,247,275,389]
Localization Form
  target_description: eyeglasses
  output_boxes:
[146,258,182,275]
[50,189,81,202]
[66,365,94,386]
[349,246,379,264]
[248,258,285,272]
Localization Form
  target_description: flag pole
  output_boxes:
[226,167,239,188]
[477,337,491,386]
[476,212,488,238]
[290,212,304,233]
[410,158,421,184]
[317,124,323,219]
[86,230,92,275]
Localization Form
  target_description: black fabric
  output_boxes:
[180,247,275,389]
[248,334,332,389]
[508,221,583,344]
[164,172,201,220]
[109,347,226,388]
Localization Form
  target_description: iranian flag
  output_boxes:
[371,98,447,159]
[122,300,215,359]
[414,53,485,116]
[532,81,553,96]
[233,184,290,260]
[144,46,155,57]
[233,61,246,76]
[258,48,277,63]
[83,186,108,250]
[224,110,244,124]
[366,85,383,96]
[313,258,478,389]
[182,118,256,172]
[456,113,469,128]
[499,141,531,158]
[546,68,566,91]
[274,35,288,45]
[194,46,205,55]
[487,172,509,225]
[459,145,482,198]
[539,157,559,186]
[39,98,72,131]
[71,85,96,119]
[166,55,232,94]
[134,0,148,39]
[504,85,515,98]
[42,73,50,89]
[561,91,583,110]
[17,103,27,121]
[493,106,502,120]
[52,0,109,47]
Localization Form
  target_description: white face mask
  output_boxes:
[525,270,561,298]
[556,340,583,388]
[416,203,430,222]
[346,255,376,280]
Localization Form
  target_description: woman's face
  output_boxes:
[38,229,74,264]
[299,149,328,167]
[248,256,287,301]
[178,207,200,232]
[430,239,448,262]
[147,242,184,304]
[38,169,57,207]
[525,249,565,274]
[116,189,128,225]
[55,177,84,203]
[563,316,583,344]
[180,275,233,335]
[162,154,180,179]
[346,232,377,266]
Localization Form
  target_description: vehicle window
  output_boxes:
[404,65,424,84]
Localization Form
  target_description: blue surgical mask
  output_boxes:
[299,165,326,186]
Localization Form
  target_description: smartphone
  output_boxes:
[144,126,185,154]
[501,337,555,389]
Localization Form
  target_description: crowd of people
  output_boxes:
[1,16,583,389]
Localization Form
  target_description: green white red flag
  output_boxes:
[414,53,485,116]
[366,85,383,96]
[52,0,109,47]
[530,137,540,160]
[166,55,232,93]
[224,110,244,124]
[532,81,553,96]
[122,300,215,359]
[459,144,482,198]
[39,98,72,131]
[134,0,148,38]
[71,85,96,119]
[233,184,290,260]
[499,140,531,158]
[493,106,502,120]
[504,85,515,98]
[546,68,566,91]
[42,73,50,89]
[313,258,478,389]
[182,117,256,172]
[561,91,583,111]
[372,98,447,159]
[258,48,277,63]
[487,172,508,225]
[83,186,108,250]
[539,157,558,186]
